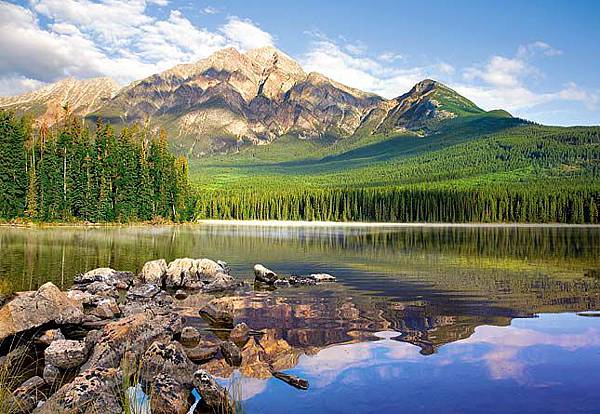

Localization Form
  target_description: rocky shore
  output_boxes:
[0,258,336,413]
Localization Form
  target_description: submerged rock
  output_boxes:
[44,339,89,370]
[254,264,278,284]
[229,322,250,346]
[184,338,221,362]
[199,301,234,326]
[0,282,84,341]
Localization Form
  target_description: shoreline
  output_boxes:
[1,219,599,228]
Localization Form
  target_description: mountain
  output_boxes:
[0,77,120,126]
[0,46,504,155]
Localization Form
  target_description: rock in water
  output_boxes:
[193,369,228,410]
[44,339,89,370]
[217,260,231,275]
[220,341,242,367]
[272,371,309,390]
[309,273,336,283]
[184,337,221,362]
[74,267,133,288]
[139,259,167,286]
[126,284,160,300]
[229,322,250,346]
[180,326,201,347]
[150,374,190,414]
[254,264,278,284]
[199,301,234,326]
[0,282,84,341]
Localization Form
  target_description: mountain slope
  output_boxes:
[0,77,120,126]
[1,46,506,156]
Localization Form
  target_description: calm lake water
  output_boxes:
[1,224,599,413]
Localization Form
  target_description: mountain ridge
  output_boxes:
[0,46,506,155]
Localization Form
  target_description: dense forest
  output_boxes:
[1,110,599,223]
[0,110,193,222]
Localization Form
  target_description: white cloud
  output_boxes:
[201,6,219,15]
[0,1,276,95]
[219,16,274,51]
[378,52,404,63]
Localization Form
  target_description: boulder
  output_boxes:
[126,284,160,301]
[229,322,250,346]
[309,273,337,283]
[254,264,278,284]
[180,326,200,348]
[139,259,167,286]
[193,369,228,410]
[81,311,183,371]
[83,281,119,297]
[202,273,238,292]
[199,301,234,326]
[217,260,231,275]
[184,340,220,363]
[74,267,133,288]
[35,329,65,346]
[220,341,242,367]
[11,376,46,413]
[92,298,120,319]
[140,341,197,386]
[0,283,84,341]
[66,289,94,305]
[44,339,89,370]
[34,366,123,414]
[150,374,190,414]
[165,258,227,288]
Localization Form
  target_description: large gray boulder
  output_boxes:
[0,282,84,341]
[74,267,132,289]
[165,258,228,288]
[254,264,278,284]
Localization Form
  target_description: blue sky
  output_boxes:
[1,0,599,125]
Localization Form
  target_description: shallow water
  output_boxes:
[1,224,599,412]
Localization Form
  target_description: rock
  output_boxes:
[254,264,278,284]
[220,341,242,367]
[274,279,290,288]
[197,258,227,281]
[229,322,250,346]
[84,329,103,354]
[126,284,160,300]
[139,259,167,286]
[184,338,220,363]
[34,366,123,414]
[180,326,200,347]
[0,282,84,341]
[42,364,60,386]
[193,369,228,411]
[150,374,190,414]
[44,339,89,370]
[92,298,120,319]
[272,371,309,390]
[309,273,336,283]
[66,289,94,305]
[217,260,231,275]
[0,344,30,372]
[202,273,238,292]
[289,275,317,286]
[199,301,234,326]
[12,376,46,413]
[140,341,197,386]
[36,329,65,346]
[81,311,182,372]
[74,267,133,288]
[165,258,227,288]
[174,289,187,300]
[83,281,119,297]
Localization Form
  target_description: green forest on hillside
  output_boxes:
[1,110,599,223]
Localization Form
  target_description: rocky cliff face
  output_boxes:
[0,77,120,126]
[0,47,489,155]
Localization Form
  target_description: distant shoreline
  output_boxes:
[1,220,599,229]
[196,220,600,228]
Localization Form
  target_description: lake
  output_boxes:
[1,223,599,413]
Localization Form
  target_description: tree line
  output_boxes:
[0,110,193,222]
[196,187,599,223]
